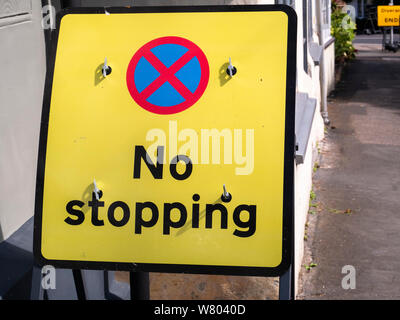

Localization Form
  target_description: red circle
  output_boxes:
[126,36,209,115]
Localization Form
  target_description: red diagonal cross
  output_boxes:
[139,49,198,101]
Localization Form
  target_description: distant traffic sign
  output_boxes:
[34,6,296,277]
[378,5,400,27]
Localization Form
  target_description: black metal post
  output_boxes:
[30,264,45,300]
[279,152,295,300]
[72,269,87,300]
[279,265,294,300]
[130,271,150,300]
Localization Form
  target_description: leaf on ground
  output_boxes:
[328,208,353,215]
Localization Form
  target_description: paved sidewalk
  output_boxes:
[354,34,400,58]
[298,35,400,299]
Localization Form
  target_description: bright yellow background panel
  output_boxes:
[378,6,400,26]
[41,11,289,268]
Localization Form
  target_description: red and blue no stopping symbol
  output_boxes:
[127,36,210,115]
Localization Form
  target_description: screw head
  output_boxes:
[104,66,112,76]
[226,66,237,77]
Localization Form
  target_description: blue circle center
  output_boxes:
[134,43,202,107]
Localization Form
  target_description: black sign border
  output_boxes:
[34,5,297,277]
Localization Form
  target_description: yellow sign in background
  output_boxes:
[35,8,295,274]
[378,5,400,26]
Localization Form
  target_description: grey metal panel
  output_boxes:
[0,0,32,27]
[0,0,46,241]
[0,0,31,18]
[0,218,33,299]
[295,92,317,164]
[309,41,323,65]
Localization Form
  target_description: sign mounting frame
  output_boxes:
[34,5,297,277]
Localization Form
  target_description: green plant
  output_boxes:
[310,189,316,201]
[304,262,318,271]
[331,1,356,63]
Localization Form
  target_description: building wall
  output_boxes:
[294,108,324,292]
[325,41,336,94]
[0,0,47,241]
[280,0,337,294]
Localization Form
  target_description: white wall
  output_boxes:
[325,42,336,94]
[294,97,325,292]
[291,0,327,295]
[0,0,47,241]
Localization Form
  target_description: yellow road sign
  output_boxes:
[377,5,400,27]
[34,6,296,276]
